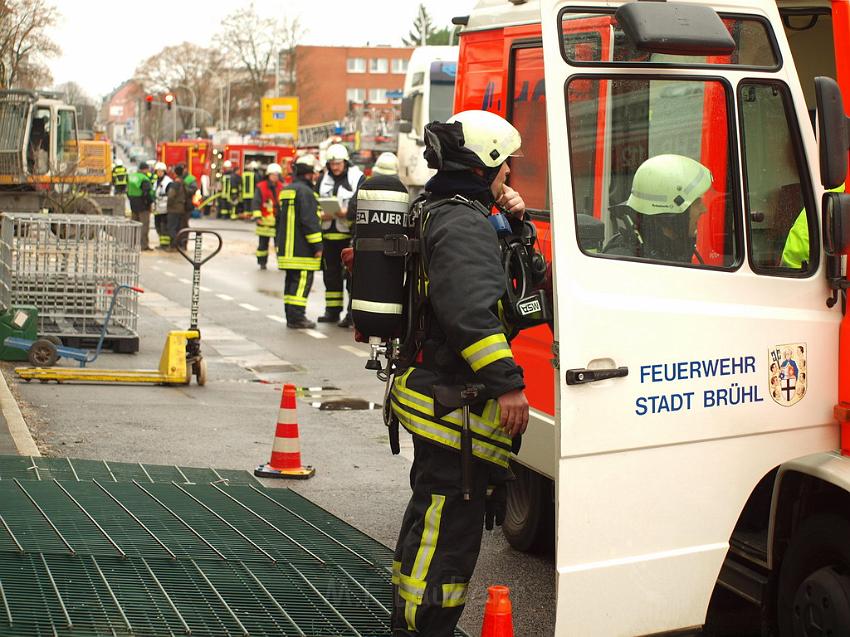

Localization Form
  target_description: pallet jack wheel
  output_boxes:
[28,339,58,367]
[193,358,207,386]
[43,335,62,346]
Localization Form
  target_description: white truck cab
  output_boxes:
[454,0,850,633]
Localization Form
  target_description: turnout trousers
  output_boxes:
[283,269,313,322]
[257,235,276,266]
[392,437,497,636]
[154,213,170,247]
[321,237,350,315]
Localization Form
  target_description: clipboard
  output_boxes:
[317,197,341,214]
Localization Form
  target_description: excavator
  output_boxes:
[0,89,123,215]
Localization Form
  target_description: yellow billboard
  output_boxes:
[261,97,299,138]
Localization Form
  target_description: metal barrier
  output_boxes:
[0,213,141,351]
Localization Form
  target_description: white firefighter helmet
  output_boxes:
[372,152,399,176]
[266,162,283,175]
[625,154,713,215]
[154,161,167,171]
[248,161,259,170]
[326,143,349,162]
[146,159,156,168]
[446,110,522,169]
[295,154,317,169]
[223,160,233,170]
[114,159,123,167]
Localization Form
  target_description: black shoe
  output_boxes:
[337,315,352,328]
[317,312,341,323]
[287,318,316,329]
[258,262,267,270]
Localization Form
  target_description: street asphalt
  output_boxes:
[0,217,556,636]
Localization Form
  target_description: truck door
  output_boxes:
[539,1,839,633]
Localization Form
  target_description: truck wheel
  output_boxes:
[777,514,850,636]
[28,339,58,367]
[502,461,554,553]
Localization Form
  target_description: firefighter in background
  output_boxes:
[389,111,529,636]
[318,143,365,327]
[127,160,154,251]
[218,160,241,220]
[152,161,173,249]
[112,159,128,194]
[241,161,258,220]
[277,154,323,328]
[253,162,284,270]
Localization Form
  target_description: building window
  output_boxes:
[368,88,388,104]
[346,88,366,103]
[370,58,388,73]
[392,58,409,74]
[347,58,366,73]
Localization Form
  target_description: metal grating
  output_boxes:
[0,456,466,636]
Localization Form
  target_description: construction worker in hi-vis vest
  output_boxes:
[317,143,365,327]
[253,162,284,270]
[388,110,530,636]
[241,161,258,220]
[111,159,128,194]
[276,154,323,329]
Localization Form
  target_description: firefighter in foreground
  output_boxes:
[277,154,323,328]
[253,162,284,270]
[388,111,529,636]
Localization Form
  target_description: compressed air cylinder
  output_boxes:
[351,175,411,339]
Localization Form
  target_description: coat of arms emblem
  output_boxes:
[769,344,807,407]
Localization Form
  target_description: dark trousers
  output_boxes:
[322,237,350,314]
[154,214,170,246]
[129,203,151,249]
[283,269,313,322]
[392,438,498,636]
[257,235,276,265]
[167,212,189,249]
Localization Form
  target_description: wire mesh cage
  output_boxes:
[0,213,141,348]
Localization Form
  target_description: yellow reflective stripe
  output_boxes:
[357,189,410,203]
[392,560,401,585]
[252,210,262,218]
[305,232,322,244]
[412,494,444,580]
[442,582,468,608]
[277,257,321,270]
[405,600,417,631]
[461,333,513,372]
[322,232,351,240]
[397,573,426,604]
[325,291,344,299]
[295,271,308,299]
[256,249,269,257]
[351,299,403,315]
[284,296,308,307]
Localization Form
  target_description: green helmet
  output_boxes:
[626,154,713,215]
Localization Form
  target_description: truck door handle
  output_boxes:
[566,367,629,385]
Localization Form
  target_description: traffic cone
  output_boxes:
[255,383,315,479]
[480,586,514,637]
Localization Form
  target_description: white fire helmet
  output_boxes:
[446,110,522,169]
[625,154,713,215]
[223,160,233,170]
[266,163,283,175]
[295,154,317,169]
[154,161,167,171]
[326,144,349,162]
[372,152,399,176]
[114,159,123,167]
[249,161,259,170]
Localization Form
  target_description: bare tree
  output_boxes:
[0,0,61,89]
[54,81,97,130]
[277,17,306,96]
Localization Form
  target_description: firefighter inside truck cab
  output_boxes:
[604,154,713,264]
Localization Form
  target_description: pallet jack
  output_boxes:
[14,229,222,385]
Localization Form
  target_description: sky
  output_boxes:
[47,0,477,99]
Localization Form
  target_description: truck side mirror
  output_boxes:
[401,94,418,123]
[815,76,850,189]
[399,121,413,134]
[823,192,850,255]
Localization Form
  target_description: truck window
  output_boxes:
[28,107,51,175]
[508,45,551,214]
[429,62,456,123]
[560,11,779,69]
[780,9,834,117]
[739,81,816,273]
[567,77,739,268]
[56,109,77,170]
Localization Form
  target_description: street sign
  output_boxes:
[261,97,299,139]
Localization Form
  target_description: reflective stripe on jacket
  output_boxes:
[241,170,256,201]
[276,177,323,270]
[254,179,283,238]
[318,164,364,237]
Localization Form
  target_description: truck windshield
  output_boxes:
[561,11,779,69]
[56,108,77,170]
[429,61,457,123]
[567,77,739,269]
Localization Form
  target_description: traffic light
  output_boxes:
[164,93,174,111]
[145,95,153,111]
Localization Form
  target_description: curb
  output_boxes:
[0,369,39,457]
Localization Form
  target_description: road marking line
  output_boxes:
[239,303,259,312]
[216,294,234,301]
[304,329,327,340]
[164,271,176,278]
[178,278,191,284]
[267,315,286,324]
[339,345,369,358]
[200,286,212,292]
[151,265,161,271]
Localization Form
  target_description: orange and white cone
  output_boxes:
[255,383,315,479]
[480,586,514,637]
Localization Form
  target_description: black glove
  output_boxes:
[484,483,507,531]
